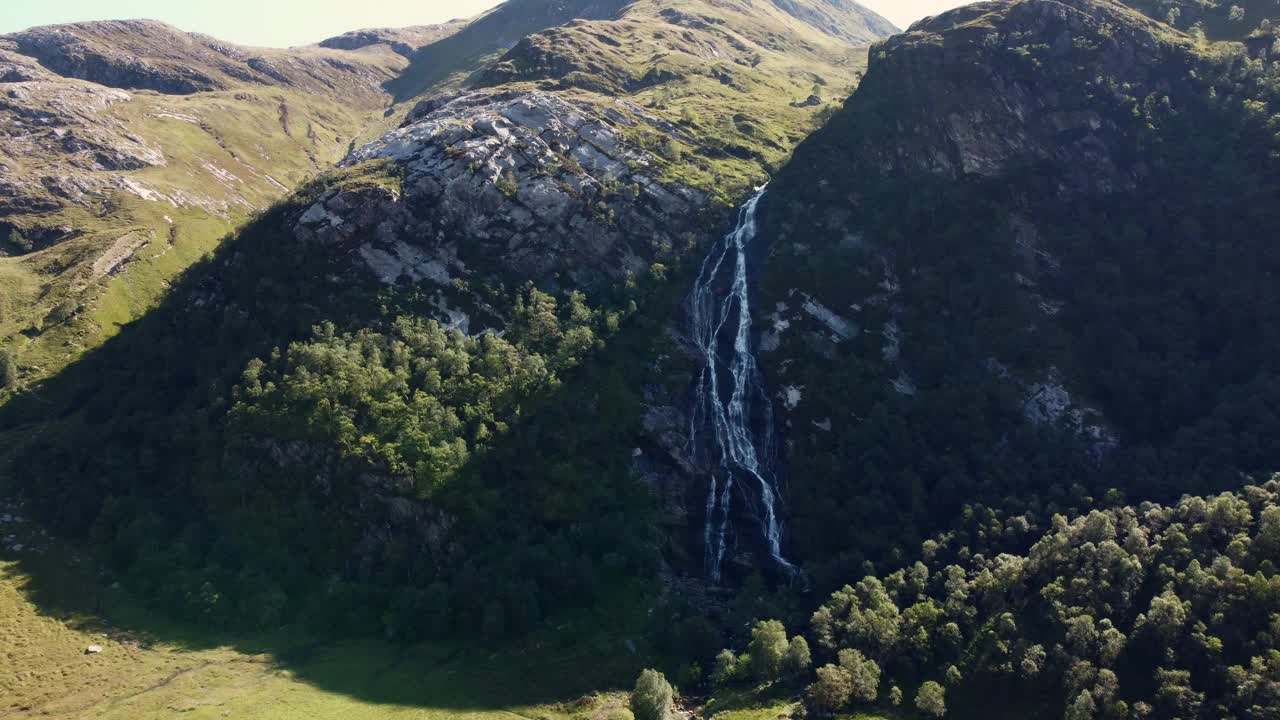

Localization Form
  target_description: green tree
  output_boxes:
[838,649,881,702]
[782,636,813,678]
[749,619,789,682]
[808,664,852,716]
[1065,691,1096,720]
[711,649,739,686]
[1258,506,1280,556]
[1153,669,1202,719]
[631,669,674,720]
[0,349,16,389]
[1021,645,1046,678]
[916,681,946,718]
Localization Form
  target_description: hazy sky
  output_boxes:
[0,0,970,47]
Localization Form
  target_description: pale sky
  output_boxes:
[0,0,970,47]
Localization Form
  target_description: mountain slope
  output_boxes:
[758,0,1280,581]
[1125,0,1280,40]
[770,0,900,42]
[318,21,471,57]
[639,1,1280,715]
[388,0,637,100]
[0,19,458,387]
[0,0,895,638]
[8,0,1280,715]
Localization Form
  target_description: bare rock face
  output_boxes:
[825,0,1191,192]
[311,90,707,292]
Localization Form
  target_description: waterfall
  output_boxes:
[688,186,795,583]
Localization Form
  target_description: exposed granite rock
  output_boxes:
[328,89,707,289]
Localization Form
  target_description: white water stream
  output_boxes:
[688,187,794,583]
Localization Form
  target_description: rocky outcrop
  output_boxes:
[829,0,1192,191]
[312,90,706,291]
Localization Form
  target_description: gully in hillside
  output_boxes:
[688,187,795,583]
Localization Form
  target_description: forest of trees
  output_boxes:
[0,168,682,638]
[758,0,1280,601]
[701,478,1280,718]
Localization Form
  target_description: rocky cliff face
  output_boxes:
[322,91,705,286]
[810,0,1191,187]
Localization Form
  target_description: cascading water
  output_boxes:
[688,186,795,583]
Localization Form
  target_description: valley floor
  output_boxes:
[1,506,879,720]
[1,502,640,719]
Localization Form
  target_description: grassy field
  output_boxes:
[0,498,906,720]
[0,500,650,719]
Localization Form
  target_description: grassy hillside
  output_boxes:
[0,20,455,389]
[469,0,890,197]
[1124,0,1280,39]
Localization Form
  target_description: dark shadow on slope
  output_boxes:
[2,537,651,710]
[0,161,702,709]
